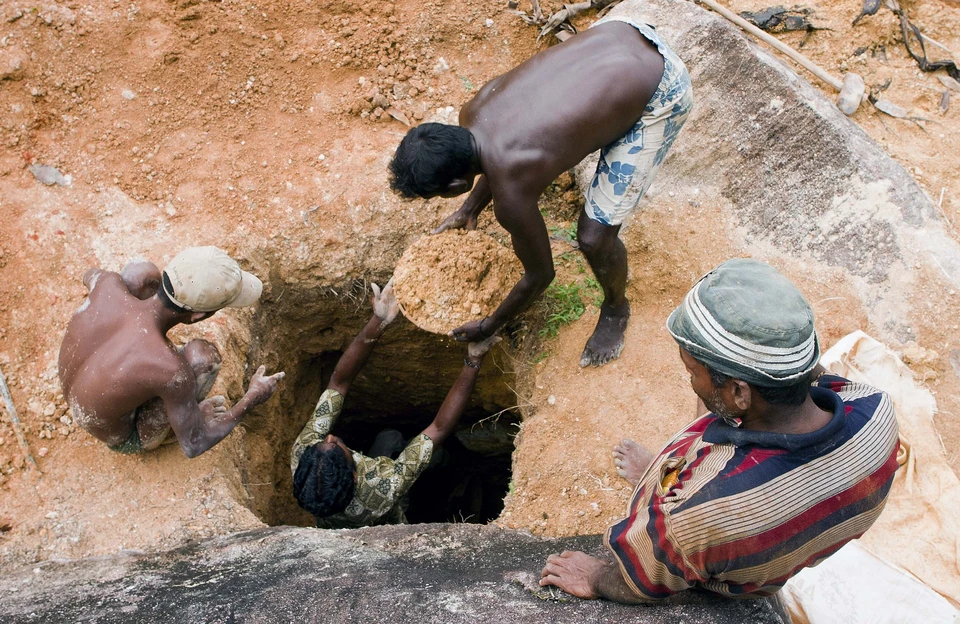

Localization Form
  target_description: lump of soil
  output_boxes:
[394,230,522,334]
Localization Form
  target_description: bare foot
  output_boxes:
[613,438,654,486]
[580,302,630,367]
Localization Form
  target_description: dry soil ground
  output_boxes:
[0,0,957,564]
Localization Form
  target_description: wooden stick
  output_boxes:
[0,365,40,473]
[694,0,844,91]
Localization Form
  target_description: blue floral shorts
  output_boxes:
[584,18,694,226]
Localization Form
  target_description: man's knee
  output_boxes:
[577,223,617,256]
[181,340,222,400]
[181,339,222,371]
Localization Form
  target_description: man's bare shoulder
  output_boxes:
[119,338,194,396]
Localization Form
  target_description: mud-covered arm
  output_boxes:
[163,364,284,459]
[421,336,499,445]
[450,192,555,342]
[290,388,343,473]
[120,259,162,300]
[327,280,398,397]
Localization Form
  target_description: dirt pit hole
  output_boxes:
[237,301,521,528]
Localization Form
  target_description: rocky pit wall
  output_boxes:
[0,0,958,603]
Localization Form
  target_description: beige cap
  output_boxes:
[162,247,263,312]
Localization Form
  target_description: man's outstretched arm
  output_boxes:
[540,551,658,605]
[421,335,500,445]
[432,175,493,233]
[327,280,399,397]
[450,193,555,342]
[164,364,284,458]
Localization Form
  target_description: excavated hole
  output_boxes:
[238,290,521,528]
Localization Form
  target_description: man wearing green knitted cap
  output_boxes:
[540,258,901,604]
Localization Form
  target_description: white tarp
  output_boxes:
[781,331,960,624]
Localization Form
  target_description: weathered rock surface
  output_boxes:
[0,524,787,623]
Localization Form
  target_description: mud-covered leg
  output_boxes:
[181,339,222,401]
[137,340,222,451]
[576,211,631,367]
[135,398,171,451]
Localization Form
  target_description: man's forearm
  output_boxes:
[423,358,482,444]
[328,314,387,394]
[591,560,656,605]
[486,271,554,331]
[462,175,492,218]
[180,405,246,458]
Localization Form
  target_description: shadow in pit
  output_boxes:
[244,339,519,528]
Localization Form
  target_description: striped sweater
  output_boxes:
[605,375,900,600]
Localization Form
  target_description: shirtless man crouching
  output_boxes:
[58,247,284,457]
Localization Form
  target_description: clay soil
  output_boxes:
[394,229,521,334]
[0,0,958,566]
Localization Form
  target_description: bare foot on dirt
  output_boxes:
[613,438,654,486]
[580,302,630,367]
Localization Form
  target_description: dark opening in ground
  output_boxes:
[247,331,519,528]
[337,405,518,525]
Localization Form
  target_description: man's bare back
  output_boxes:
[462,22,663,192]
[59,252,283,457]
[391,20,692,367]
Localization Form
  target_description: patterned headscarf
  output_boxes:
[666,258,820,387]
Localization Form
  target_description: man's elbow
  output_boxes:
[179,439,209,459]
[529,267,555,293]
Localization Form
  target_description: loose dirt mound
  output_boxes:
[394,230,522,334]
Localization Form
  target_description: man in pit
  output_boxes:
[59,247,284,457]
[290,279,500,528]
[388,16,693,367]
[539,259,900,603]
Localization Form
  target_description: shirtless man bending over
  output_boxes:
[58,247,284,457]
[389,17,693,366]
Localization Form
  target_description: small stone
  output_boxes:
[0,48,26,82]
[43,403,56,417]
[59,415,72,426]
[470,304,482,315]
[121,89,136,100]
[485,18,494,27]
[45,511,58,519]
[37,447,48,457]
[547,395,556,405]
[29,164,72,187]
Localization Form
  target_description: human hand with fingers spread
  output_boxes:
[539,551,605,599]
[371,277,399,325]
[245,365,285,407]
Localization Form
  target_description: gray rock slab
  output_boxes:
[0,524,787,623]
[579,0,960,341]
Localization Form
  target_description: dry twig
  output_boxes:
[0,365,40,473]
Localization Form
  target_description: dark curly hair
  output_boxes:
[292,444,356,518]
[389,123,474,198]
